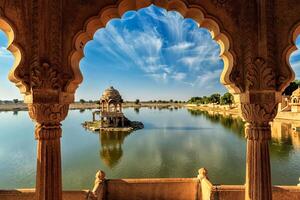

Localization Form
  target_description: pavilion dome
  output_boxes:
[100,86,123,103]
[292,87,300,97]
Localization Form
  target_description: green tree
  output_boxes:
[220,92,234,105]
[13,99,19,104]
[135,99,140,104]
[79,99,85,103]
[210,93,221,104]
[283,80,300,96]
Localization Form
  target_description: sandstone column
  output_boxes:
[29,103,69,200]
[241,103,278,200]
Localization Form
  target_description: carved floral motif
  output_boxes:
[28,103,69,123]
[31,63,62,90]
[241,103,278,123]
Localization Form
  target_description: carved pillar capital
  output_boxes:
[28,103,69,124]
[241,103,278,142]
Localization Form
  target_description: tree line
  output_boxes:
[188,92,234,105]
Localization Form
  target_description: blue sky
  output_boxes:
[0,5,300,101]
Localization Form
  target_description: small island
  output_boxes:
[82,86,144,132]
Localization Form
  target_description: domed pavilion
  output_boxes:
[84,86,143,132]
[93,86,125,128]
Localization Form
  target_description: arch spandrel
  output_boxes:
[66,0,243,97]
[273,1,300,92]
[0,4,31,96]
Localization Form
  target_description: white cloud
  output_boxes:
[147,73,168,83]
[168,42,194,51]
[194,69,222,88]
[172,72,186,81]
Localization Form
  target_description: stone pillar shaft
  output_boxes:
[35,123,62,200]
[245,122,272,200]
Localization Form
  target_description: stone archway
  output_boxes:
[68,1,252,200]
[283,23,300,91]
[0,17,25,93]
[67,1,297,200]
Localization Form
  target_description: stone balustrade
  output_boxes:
[1,169,300,200]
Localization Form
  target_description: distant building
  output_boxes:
[290,88,300,112]
[93,86,125,127]
[279,88,300,113]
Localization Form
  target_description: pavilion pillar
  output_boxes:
[28,103,69,200]
[241,102,278,200]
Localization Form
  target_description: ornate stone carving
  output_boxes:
[31,63,62,90]
[241,103,278,123]
[246,57,276,90]
[28,103,69,123]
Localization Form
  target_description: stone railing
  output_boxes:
[1,169,300,200]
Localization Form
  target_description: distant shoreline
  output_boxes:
[185,103,241,118]
[0,102,186,112]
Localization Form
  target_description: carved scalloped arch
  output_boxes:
[281,23,300,92]
[0,17,28,94]
[68,0,239,95]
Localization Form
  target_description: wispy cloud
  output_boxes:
[194,69,222,88]
[168,42,194,51]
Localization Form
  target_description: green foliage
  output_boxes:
[188,92,233,105]
[220,92,234,105]
[13,99,19,104]
[283,80,300,96]
[209,93,221,104]
[79,99,85,103]
[135,99,140,104]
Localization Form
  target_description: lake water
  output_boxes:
[0,108,299,190]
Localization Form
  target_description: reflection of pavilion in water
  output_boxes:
[99,131,131,168]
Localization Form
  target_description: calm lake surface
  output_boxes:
[0,108,299,189]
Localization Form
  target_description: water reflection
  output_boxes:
[98,131,132,168]
[271,119,300,150]
[187,109,244,137]
[98,109,300,171]
[187,109,298,157]
[134,107,140,114]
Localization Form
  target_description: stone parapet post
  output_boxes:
[87,170,106,200]
[198,168,213,200]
